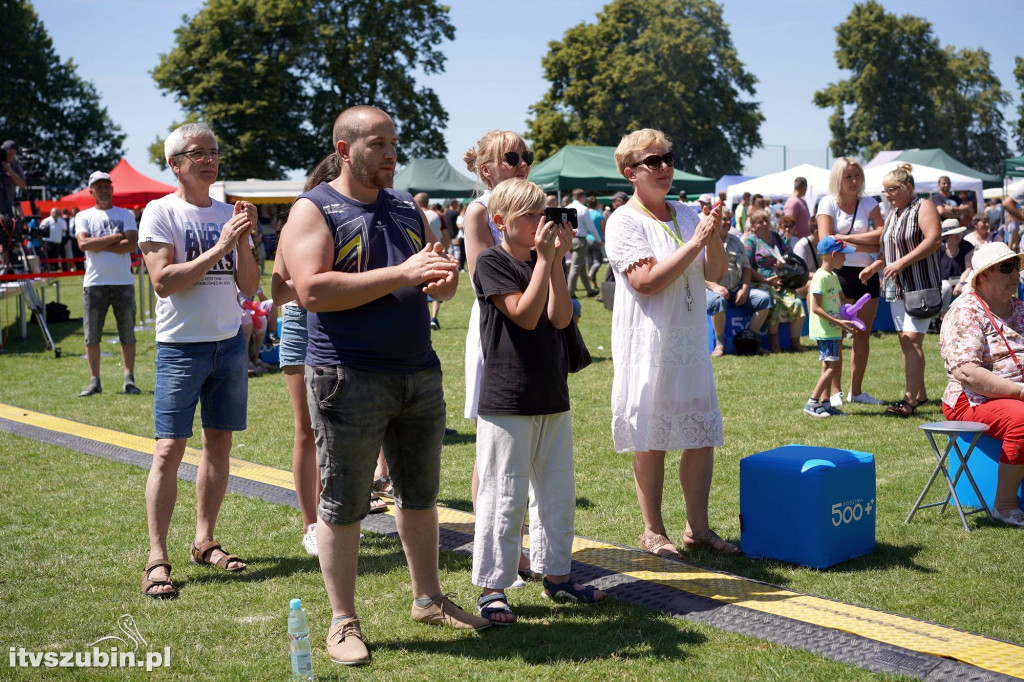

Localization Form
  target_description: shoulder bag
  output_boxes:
[563,319,592,373]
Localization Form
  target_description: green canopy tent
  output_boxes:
[528,145,714,197]
[892,148,1002,189]
[392,158,477,197]
[1006,154,1024,178]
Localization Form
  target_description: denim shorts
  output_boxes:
[816,338,841,363]
[83,285,136,346]
[705,286,771,316]
[306,365,445,525]
[153,328,248,439]
[278,305,307,367]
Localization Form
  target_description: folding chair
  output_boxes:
[905,421,992,532]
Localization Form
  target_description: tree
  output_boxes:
[0,0,125,188]
[935,47,1009,175]
[151,0,454,180]
[815,1,1010,172]
[1013,56,1024,154]
[525,0,762,178]
[814,1,947,160]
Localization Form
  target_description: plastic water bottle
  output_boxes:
[883,277,898,302]
[289,598,314,680]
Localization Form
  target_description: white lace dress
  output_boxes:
[605,202,724,453]
[463,191,504,419]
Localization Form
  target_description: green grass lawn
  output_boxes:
[1,265,1020,680]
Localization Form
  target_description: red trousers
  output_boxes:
[943,393,1024,465]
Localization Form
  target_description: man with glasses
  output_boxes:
[136,122,259,599]
[75,171,140,397]
[280,105,485,667]
[567,188,602,297]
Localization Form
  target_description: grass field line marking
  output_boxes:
[0,402,295,490]
[6,403,1022,677]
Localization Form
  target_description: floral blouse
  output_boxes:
[743,231,790,281]
[940,293,1024,408]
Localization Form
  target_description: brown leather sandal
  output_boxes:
[638,532,684,561]
[141,560,178,599]
[681,529,741,555]
[189,540,246,572]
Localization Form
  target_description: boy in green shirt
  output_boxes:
[805,236,860,418]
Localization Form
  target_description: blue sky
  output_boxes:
[31,0,1024,188]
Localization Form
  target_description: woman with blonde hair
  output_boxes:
[816,157,885,405]
[873,164,942,416]
[605,128,737,558]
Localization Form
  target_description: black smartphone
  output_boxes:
[544,206,578,229]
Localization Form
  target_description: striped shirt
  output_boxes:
[882,197,940,296]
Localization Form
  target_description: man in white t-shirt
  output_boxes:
[40,208,67,272]
[136,122,259,599]
[567,188,602,297]
[75,171,140,396]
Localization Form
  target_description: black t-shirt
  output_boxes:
[473,246,569,415]
[444,208,460,234]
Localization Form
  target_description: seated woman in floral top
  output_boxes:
[744,209,806,353]
[940,242,1024,527]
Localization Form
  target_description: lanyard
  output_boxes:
[632,197,693,311]
[633,197,684,246]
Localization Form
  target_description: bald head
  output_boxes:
[414,192,429,208]
[332,105,392,146]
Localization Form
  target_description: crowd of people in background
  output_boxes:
[6,115,1024,671]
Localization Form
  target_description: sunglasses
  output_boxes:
[996,261,1019,275]
[503,151,534,167]
[631,152,676,170]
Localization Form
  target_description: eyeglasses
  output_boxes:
[173,148,221,162]
[882,185,903,196]
[996,261,1019,275]
[502,151,534,167]
[631,152,676,170]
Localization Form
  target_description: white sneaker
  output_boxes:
[829,392,844,407]
[849,392,884,405]
[302,523,318,556]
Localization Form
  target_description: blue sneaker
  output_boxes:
[803,400,830,418]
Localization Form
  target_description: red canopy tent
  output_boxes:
[58,158,176,210]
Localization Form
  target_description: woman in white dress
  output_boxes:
[463,130,534,422]
[604,129,739,557]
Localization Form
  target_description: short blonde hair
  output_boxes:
[463,130,529,188]
[614,129,671,176]
[882,163,915,191]
[829,157,864,199]
[488,178,546,227]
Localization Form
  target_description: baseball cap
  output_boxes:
[611,191,628,202]
[88,171,112,186]
[698,193,714,205]
[818,235,856,256]
[1,140,16,152]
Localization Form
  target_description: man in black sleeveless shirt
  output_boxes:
[280,106,486,667]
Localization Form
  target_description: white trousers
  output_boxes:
[472,411,575,589]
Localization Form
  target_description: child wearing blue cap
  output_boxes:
[804,236,861,418]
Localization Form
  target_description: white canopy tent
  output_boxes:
[862,162,983,205]
[210,179,305,205]
[725,163,832,212]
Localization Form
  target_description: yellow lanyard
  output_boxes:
[631,198,693,311]
[633,197,684,246]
